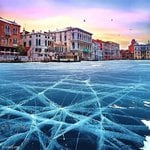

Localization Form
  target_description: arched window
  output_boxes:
[36,39,38,46]
[45,40,47,46]
[39,39,41,46]
[29,40,32,46]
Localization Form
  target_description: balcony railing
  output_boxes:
[83,48,91,53]
[13,44,18,47]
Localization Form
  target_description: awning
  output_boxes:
[83,48,90,53]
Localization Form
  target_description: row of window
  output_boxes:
[1,38,18,45]
[52,32,91,42]
[59,35,67,42]
[54,47,64,52]
[29,35,50,39]
[72,32,91,42]
[135,51,150,54]
[35,48,49,52]
[72,42,91,50]
[135,55,150,58]
[4,26,18,35]
[38,54,49,57]
[135,47,150,50]
[24,40,52,47]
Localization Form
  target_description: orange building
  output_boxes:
[0,17,21,55]
[127,39,137,59]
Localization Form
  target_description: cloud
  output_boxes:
[50,0,150,12]
[1,0,149,49]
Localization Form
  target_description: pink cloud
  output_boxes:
[1,2,149,49]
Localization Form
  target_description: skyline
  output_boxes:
[0,0,150,49]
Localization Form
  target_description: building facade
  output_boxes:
[49,27,92,60]
[120,50,134,60]
[128,39,137,59]
[0,17,20,56]
[91,39,103,60]
[21,30,54,61]
[102,41,120,60]
[134,44,150,60]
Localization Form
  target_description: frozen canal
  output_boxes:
[0,60,150,150]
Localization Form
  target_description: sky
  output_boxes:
[0,0,150,49]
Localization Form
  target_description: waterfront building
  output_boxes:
[49,27,92,61]
[21,29,54,61]
[0,17,20,56]
[91,39,120,61]
[102,41,120,60]
[120,50,127,60]
[128,39,137,59]
[120,50,133,60]
[134,43,150,60]
[91,39,103,60]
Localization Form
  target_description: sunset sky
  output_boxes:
[0,0,150,49]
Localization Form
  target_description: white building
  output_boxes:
[49,27,92,60]
[134,44,150,60]
[21,30,54,61]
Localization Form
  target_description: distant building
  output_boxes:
[91,39,103,60]
[21,29,54,61]
[134,43,150,60]
[128,39,136,53]
[128,39,137,59]
[49,27,92,60]
[102,41,120,60]
[91,39,120,61]
[0,17,20,56]
[120,50,133,60]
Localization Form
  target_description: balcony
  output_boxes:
[13,44,18,47]
[83,48,91,53]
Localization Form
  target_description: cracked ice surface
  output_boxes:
[0,60,150,150]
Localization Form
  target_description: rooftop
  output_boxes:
[21,29,49,36]
[51,27,92,35]
[134,43,150,46]
[0,17,20,26]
